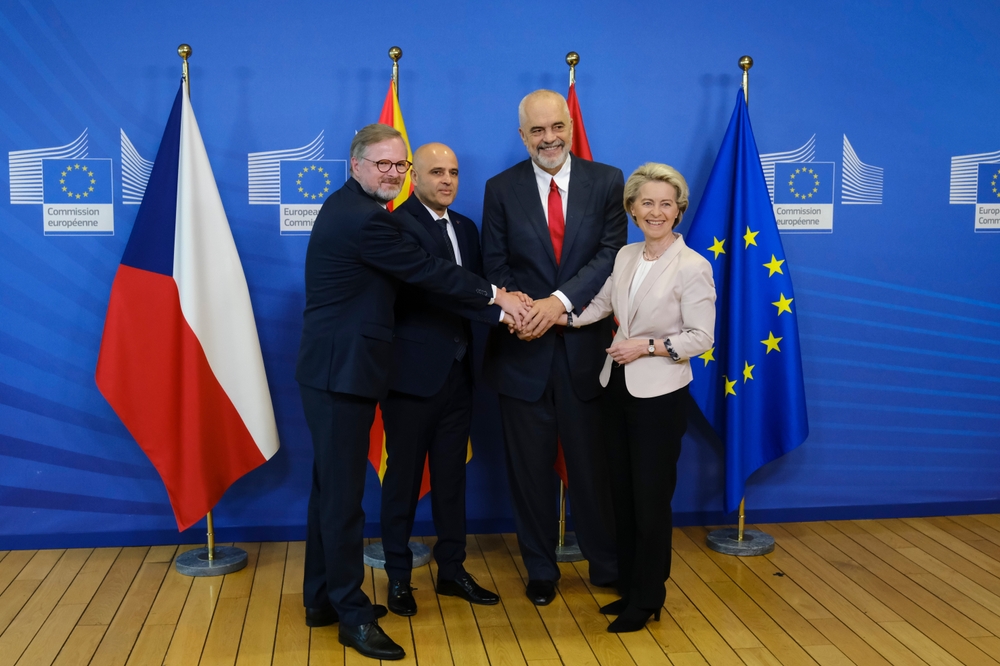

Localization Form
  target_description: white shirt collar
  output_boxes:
[531,153,572,194]
[420,200,451,223]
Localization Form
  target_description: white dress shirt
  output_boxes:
[421,202,463,267]
[530,155,574,312]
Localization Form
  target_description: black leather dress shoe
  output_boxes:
[339,621,405,660]
[304,604,387,627]
[387,579,417,616]
[525,579,556,606]
[437,572,500,605]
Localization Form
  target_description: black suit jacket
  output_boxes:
[481,156,628,402]
[296,178,493,400]
[387,196,500,397]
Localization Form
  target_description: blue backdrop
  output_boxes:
[2,0,999,548]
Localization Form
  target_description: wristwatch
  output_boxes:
[648,339,656,356]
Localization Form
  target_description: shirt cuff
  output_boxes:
[488,284,497,305]
[552,290,573,312]
[498,309,506,323]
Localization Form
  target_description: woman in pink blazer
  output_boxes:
[560,163,716,632]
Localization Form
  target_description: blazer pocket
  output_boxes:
[359,322,393,342]
[392,327,426,343]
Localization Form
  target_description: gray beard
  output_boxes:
[534,144,568,170]
[362,180,403,204]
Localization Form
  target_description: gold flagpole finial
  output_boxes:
[389,46,402,96]
[566,51,579,86]
[178,44,192,96]
[739,55,753,105]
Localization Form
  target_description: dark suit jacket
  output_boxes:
[296,178,493,400]
[481,156,628,403]
[387,195,500,397]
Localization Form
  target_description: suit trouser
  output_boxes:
[603,364,686,610]
[497,335,618,584]
[299,384,378,627]
[381,359,473,582]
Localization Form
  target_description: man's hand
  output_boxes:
[606,338,650,365]
[519,295,567,340]
[495,288,532,329]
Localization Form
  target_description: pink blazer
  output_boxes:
[573,235,716,398]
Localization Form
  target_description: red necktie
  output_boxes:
[548,178,565,264]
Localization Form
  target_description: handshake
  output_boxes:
[493,288,570,341]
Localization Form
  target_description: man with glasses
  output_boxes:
[296,124,529,661]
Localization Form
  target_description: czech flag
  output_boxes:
[96,80,279,531]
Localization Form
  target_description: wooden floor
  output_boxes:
[3,517,1000,665]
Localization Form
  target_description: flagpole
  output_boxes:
[170,43,248,577]
[389,46,401,97]
[704,54,775,559]
[555,50,584,565]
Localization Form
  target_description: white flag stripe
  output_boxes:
[121,129,154,205]
[841,135,883,204]
[8,129,88,204]
[759,135,816,202]
[950,149,1000,204]
[247,132,324,204]
[174,87,279,460]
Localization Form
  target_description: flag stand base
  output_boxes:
[556,532,584,562]
[175,546,248,576]
[363,541,431,569]
[705,528,775,556]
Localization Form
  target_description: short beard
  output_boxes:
[362,179,403,204]
[533,141,568,170]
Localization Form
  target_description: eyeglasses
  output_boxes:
[363,158,412,174]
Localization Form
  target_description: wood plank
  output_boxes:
[422,537,491,666]
[761,524,924,666]
[163,575,222,665]
[406,539,454,666]
[0,548,91,666]
[477,534,558,662]
[670,555,764,651]
[895,518,1000,586]
[803,644,855,666]
[13,602,86,666]
[549,559,634,666]
[0,582,40,637]
[801,521,999,664]
[273,541,308,666]
[947,515,1000,548]
[734,646,783,666]
[479,624,529,666]
[15,550,64,582]
[367,545,416,666]
[0,551,35,596]
[662,579,744,666]
[468,536,517,630]
[51,624,107,666]
[667,653,711,666]
[877,620,964,666]
[308,625,344,666]
[78,547,148,626]
[88,559,171,666]
[923,516,979,542]
[60,548,120,606]
[236,541,287,666]
[145,544,198,626]
[124,624,175,666]
[200,542,259,666]
[680,526,830,648]
[144,545,178,564]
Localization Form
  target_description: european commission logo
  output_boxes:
[7,129,116,235]
[949,150,1000,233]
[247,132,348,235]
[759,134,883,234]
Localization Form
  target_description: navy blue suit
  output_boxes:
[481,156,627,584]
[296,178,493,627]
[380,195,499,583]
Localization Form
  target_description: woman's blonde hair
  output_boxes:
[623,163,689,228]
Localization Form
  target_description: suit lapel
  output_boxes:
[560,157,592,268]
[405,197,451,259]
[628,236,685,325]
[511,161,558,268]
[615,246,641,338]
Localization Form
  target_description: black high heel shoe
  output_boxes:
[606,604,661,633]
[599,598,629,615]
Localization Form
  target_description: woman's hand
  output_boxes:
[606,338,650,365]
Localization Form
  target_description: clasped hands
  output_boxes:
[493,290,566,340]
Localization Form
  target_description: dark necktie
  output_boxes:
[435,217,466,361]
[435,218,457,263]
[548,178,565,264]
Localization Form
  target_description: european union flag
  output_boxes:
[773,162,834,204]
[977,163,1000,202]
[686,90,809,514]
[42,158,113,203]
[279,160,342,203]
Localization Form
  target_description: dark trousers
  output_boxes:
[380,359,473,582]
[603,364,687,610]
[498,336,617,584]
[299,385,378,627]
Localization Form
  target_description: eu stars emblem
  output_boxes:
[278,159,345,236]
[41,158,114,235]
[772,161,835,233]
[975,163,1000,232]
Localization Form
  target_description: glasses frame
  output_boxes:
[363,158,412,174]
